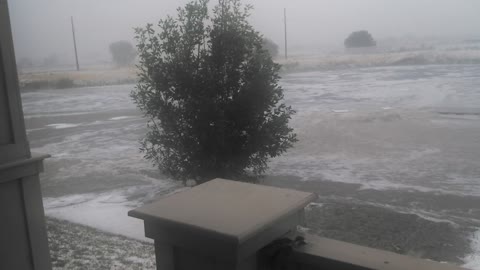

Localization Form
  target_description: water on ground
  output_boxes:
[22,64,480,268]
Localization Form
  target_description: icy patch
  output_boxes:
[47,123,81,129]
[31,122,152,183]
[44,193,99,208]
[44,191,145,240]
[358,179,446,194]
[24,112,93,119]
[43,179,182,241]
[362,201,461,226]
[110,116,135,121]
[21,84,135,116]
[464,230,480,270]
[305,202,324,211]
[444,175,480,197]
[44,190,149,242]
[268,146,478,196]
[47,217,155,270]
[331,109,350,113]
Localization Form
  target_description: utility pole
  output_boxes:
[284,8,288,60]
[71,16,80,71]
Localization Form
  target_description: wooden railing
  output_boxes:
[130,178,467,270]
[291,234,466,270]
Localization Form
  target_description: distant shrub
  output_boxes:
[109,41,137,67]
[262,38,279,58]
[345,30,376,48]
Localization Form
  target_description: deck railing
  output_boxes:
[130,178,467,270]
[291,234,465,270]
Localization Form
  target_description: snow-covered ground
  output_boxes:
[465,231,480,270]
[22,64,480,268]
[273,65,480,196]
[46,218,155,270]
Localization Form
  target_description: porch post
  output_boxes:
[129,178,316,270]
[0,1,52,269]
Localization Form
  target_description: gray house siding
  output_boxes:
[0,0,52,269]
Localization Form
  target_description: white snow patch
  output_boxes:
[110,116,135,121]
[44,193,98,208]
[464,229,480,270]
[305,202,324,211]
[24,112,92,119]
[44,190,150,242]
[331,109,350,113]
[21,84,135,116]
[47,123,81,129]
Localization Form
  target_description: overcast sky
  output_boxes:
[8,0,480,62]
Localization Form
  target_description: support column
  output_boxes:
[0,1,52,269]
[129,178,316,270]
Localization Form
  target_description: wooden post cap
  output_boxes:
[129,178,316,261]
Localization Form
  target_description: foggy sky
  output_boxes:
[8,0,480,63]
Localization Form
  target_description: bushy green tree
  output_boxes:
[262,38,279,58]
[344,30,376,48]
[109,41,136,66]
[132,0,297,184]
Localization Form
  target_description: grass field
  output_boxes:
[19,67,137,90]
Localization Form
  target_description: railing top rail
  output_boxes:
[292,234,467,270]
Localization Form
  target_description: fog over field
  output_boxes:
[10,0,480,64]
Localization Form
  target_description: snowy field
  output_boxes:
[22,64,480,268]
